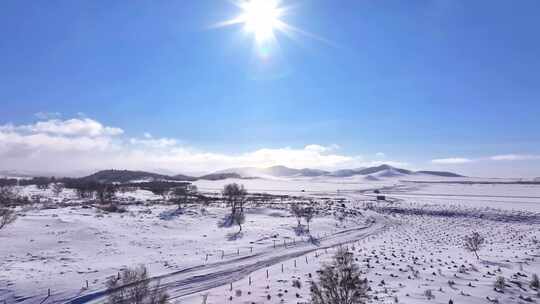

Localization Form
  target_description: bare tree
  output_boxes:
[222,183,248,233]
[106,265,169,304]
[290,203,304,227]
[464,231,485,260]
[0,208,17,230]
[303,206,316,232]
[0,186,18,206]
[169,184,198,210]
[311,248,369,304]
[97,184,117,204]
[52,183,64,197]
[222,183,247,215]
[232,211,246,233]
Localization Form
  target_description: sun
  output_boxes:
[217,0,288,45]
[215,0,327,59]
[240,0,283,42]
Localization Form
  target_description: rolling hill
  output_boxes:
[213,164,464,179]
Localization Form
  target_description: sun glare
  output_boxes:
[216,0,327,59]
[240,0,282,42]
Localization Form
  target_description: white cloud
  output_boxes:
[431,157,473,164]
[34,112,62,120]
[129,137,178,149]
[490,154,540,161]
[304,144,340,153]
[1,118,124,137]
[0,117,409,175]
[430,154,540,165]
[375,152,386,158]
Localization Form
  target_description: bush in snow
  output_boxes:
[464,231,485,260]
[424,289,434,300]
[106,265,169,304]
[494,276,506,291]
[531,274,540,289]
[310,248,369,304]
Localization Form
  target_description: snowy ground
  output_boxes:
[2,177,540,304]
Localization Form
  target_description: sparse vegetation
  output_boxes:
[169,184,198,210]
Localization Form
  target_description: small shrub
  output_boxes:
[424,289,434,300]
[531,274,539,289]
[99,204,127,213]
[494,276,505,291]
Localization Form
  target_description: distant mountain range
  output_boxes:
[79,170,246,183]
[214,164,464,178]
[2,165,464,184]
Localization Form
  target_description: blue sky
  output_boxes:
[1,0,540,177]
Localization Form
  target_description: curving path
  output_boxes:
[20,215,391,304]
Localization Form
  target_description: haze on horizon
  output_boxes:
[1,1,540,178]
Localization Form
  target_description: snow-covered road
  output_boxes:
[48,215,390,304]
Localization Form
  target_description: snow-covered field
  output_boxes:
[2,176,540,304]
